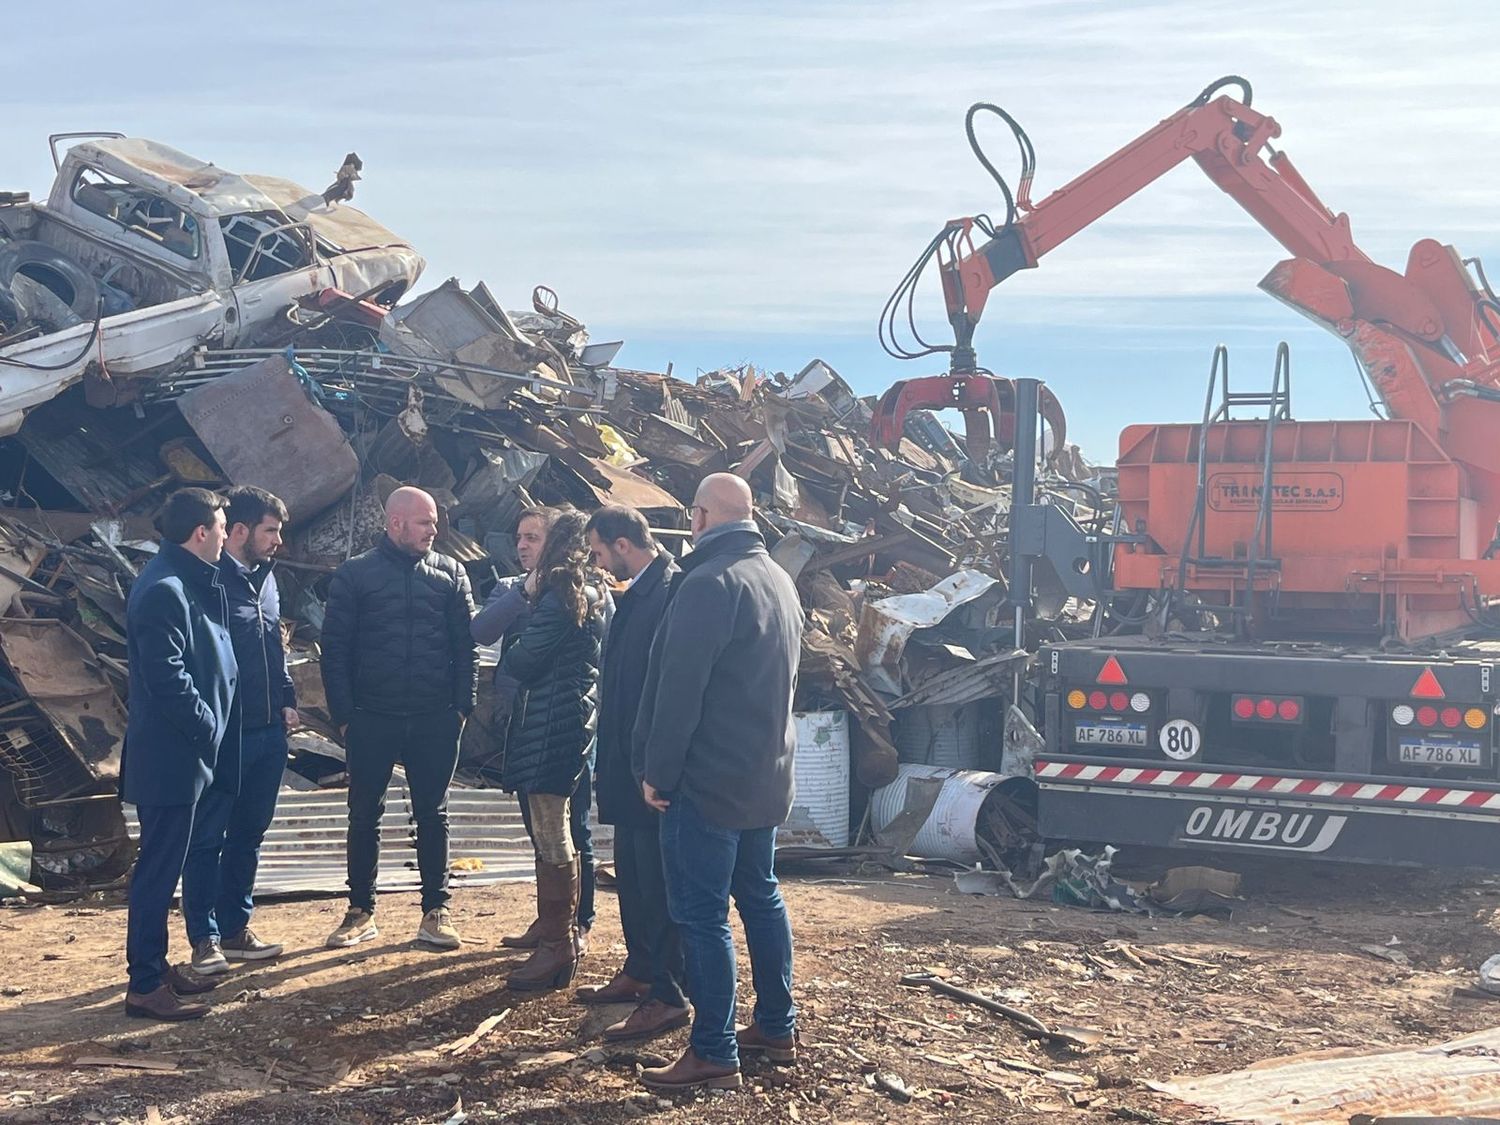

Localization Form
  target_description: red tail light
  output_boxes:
[1109,691,1129,712]
[1440,707,1462,729]
[1088,690,1108,710]
[1416,705,1438,727]
[1230,694,1305,725]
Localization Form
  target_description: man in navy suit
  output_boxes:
[122,488,241,1020]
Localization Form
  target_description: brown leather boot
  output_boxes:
[165,964,220,997]
[124,984,209,1021]
[737,1021,797,1063]
[500,916,542,950]
[603,998,692,1042]
[575,968,650,1005]
[506,860,578,992]
[640,1048,742,1091]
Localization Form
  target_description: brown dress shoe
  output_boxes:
[640,1047,741,1091]
[124,984,209,1021]
[500,916,542,950]
[737,1021,797,1063]
[574,969,650,1005]
[603,998,691,1042]
[165,964,220,996]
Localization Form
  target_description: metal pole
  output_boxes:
[1011,378,1041,701]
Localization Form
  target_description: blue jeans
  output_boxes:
[180,724,287,944]
[661,794,795,1068]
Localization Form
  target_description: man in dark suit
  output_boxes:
[180,486,297,974]
[122,488,241,1020]
[579,505,686,1042]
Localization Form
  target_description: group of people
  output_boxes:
[121,472,804,1092]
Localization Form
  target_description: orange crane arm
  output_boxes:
[932,81,1500,480]
[944,92,1378,345]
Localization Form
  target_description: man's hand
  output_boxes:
[523,569,540,598]
[642,781,670,813]
[283,707,300,731]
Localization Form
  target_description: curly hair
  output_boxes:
[530,510,593,626]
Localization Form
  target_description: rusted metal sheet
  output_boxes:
[632,414,722,468]
[0,619,125,785]
[587,458,682,510]
[1154,1026,1500,1123]
[177,353,357,520]
[0,520,45,611]
[15,392,184,513]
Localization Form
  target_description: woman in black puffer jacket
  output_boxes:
[498,511,604,991]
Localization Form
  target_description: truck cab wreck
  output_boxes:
[0,134,423,435]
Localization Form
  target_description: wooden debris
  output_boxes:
[75,1054,178,1072]
[440,1009,511,1056]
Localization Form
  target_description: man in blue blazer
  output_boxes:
[122,488,241,1020]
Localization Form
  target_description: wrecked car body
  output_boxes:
[0,134,424,434]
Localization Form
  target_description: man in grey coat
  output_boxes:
[634,474,804,1092]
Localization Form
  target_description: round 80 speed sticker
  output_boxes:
[1159,718,1202,761]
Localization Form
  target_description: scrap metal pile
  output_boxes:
[0,152,1106,893]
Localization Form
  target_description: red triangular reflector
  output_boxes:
[1097,656,1128,685]
[1410,667,1445,699]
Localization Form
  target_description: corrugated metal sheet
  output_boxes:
[126,779,540,898]
[16,391,187,513]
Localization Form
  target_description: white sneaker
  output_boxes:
[326,908,378,949]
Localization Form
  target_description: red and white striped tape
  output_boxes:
[1035,760,1500,810]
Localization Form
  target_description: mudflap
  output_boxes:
[1037,784,1498,869]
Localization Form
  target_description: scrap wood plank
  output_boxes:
[75,1054,178,1071]
[1152,1025,1500,1123]
[442,1009,511,1056]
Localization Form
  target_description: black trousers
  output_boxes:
[126,801,195,994]
[614,820,687,1008]
[345,708,462,914]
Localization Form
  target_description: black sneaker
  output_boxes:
[220,927,283,961]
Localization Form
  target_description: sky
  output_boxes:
[6,1,1500,458]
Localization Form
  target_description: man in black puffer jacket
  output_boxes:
[321,487,477,952]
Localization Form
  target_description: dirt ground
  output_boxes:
[1,852,1498,1124]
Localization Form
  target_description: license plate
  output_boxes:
[1398,740,1487,767]
[1074,723,1147,748]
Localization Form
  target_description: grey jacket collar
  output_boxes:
[693,519,758,552]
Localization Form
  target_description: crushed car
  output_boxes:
[0,133,424,434]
